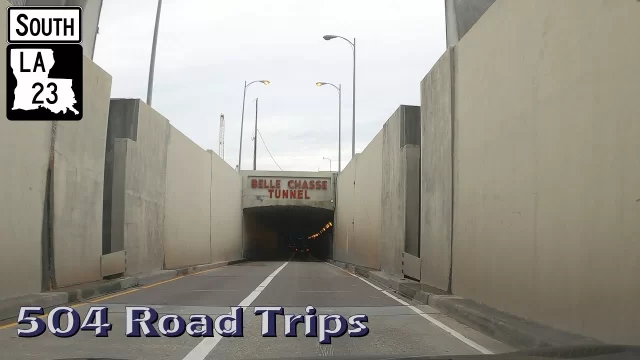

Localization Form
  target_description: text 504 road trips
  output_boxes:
[16,305,368,344]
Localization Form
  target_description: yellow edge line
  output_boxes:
[140,275,185,289]
[0,264,229,330]
[0,302,87,330]
[88,288,139,303]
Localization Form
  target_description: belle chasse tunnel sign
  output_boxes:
[250,178,329,200]
[242,174,336,210]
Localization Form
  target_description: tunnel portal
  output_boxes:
[240,171,336,261]
[243,206,334,261]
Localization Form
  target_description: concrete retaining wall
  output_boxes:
[163,127,212,269]
[449,0,640,345]
[0,0,51,298]
[419,48,455,291]
[333,158,356,263]
[107,99,170,276]
[1,46,113,295]
[334,105,421,271]
[51,57,112,287]
[381,106,421,277]
[210,153,242,262]
[350,132,383,269]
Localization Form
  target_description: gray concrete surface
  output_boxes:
[0,261,509,359]
[334,106,422,275]
[445,0,496,47]
[51,57,112,288]
[209,151,243,263]
[0,260,244,322]
[0,0,51,299]
[328,259,601,352]
[451,0,640,345]
[333,133,385,270]
[109,99,170,276]
[381,106,421,277]
[419,48,454,292]
[332,155,356,265]
[163,126,212,269]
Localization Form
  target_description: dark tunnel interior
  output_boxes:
[243,206,334,261]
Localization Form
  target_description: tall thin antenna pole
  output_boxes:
[218,114,225,159]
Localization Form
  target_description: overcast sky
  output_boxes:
[93,0,446,172]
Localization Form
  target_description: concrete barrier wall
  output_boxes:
[1,52,112,295]
[334,106,421,272]
[333,158,356,263]
[351,132,383,269]
[381,106,421,277]
[419,49,454,291]
[51,58,112,287]
[163,127,212,269]
[0,0,50,298]
[107,99,170,276]
[210,153,242,262]
[450,0,640,344]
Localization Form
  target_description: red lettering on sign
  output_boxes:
[283,189,289,199]
[304,190,310,199]
[290,190,297,199]
[295,180,301,189]
[302,181,308,189]
[297,190,303,198]
[316,180,322,189]
[275,189,281,198]
[288,180,294,189]
[310,181,315,190]
[251,179,257,188]
[268,189,274,198]
[276,180,281,189]
[322,181,327,190]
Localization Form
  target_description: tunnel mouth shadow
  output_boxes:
[243,205,334,261]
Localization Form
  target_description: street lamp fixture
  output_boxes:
[322,34,356,159]
[238,80,270,171]
[316,81,341,173]
[323,157,333,172]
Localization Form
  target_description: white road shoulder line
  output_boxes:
[326,262,492,355]
[182,261,290,360]
[325,262,383,290]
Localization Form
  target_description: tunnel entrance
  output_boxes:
[243,206,334,261]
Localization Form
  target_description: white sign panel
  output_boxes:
[8,7,82,43]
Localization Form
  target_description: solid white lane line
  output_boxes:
[325,262,383,291]
[182,261,290,360]
[326,262,493,355]
[381,291,493,354]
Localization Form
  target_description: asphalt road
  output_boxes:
[0,258,512,360]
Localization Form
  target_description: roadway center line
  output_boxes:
[325,261,493,355]
[181,261,290,360]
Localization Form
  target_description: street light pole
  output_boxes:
[351,38,356,157]
[253,98,258,171]
[323,34,356,158]
[316,82,341,173]
[323,157,332,172]
[146,0,163,106]
[238,80,270,171]
[338,83,342,172]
